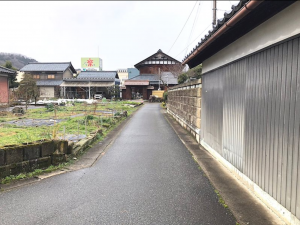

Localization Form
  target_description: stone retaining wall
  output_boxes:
[167,79,202,142]
[0,129,103,179]
[0,140,68,178]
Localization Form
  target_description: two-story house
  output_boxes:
[20,62,76,99]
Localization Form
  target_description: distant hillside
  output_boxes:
[0,52,38,70]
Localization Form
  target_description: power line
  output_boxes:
[167,1,198,54]
[185,2,201,57]
[175,23,211,59]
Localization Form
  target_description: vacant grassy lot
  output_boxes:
[0,101,141,147]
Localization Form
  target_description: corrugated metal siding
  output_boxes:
[202,70,223,154]
[201,36,300,219]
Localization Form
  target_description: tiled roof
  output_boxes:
[134,49,181,68]
[183,1,295,67]
[161,72,178,85]
[0,66,16,75]
[130,74,160,81]
[20,62,76,73]
[36,80,63,86]
[77,71,118,80]
[129,73,178,85]
[183,0,248,63]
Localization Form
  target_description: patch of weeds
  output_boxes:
[44,165,55,173]
[214,189,228,208]
[1,173,26,184]
[1,175,15,184]
[15,173,26,179]
[32,169,43,176]
[96,133,101,139]
[0,160,76,185]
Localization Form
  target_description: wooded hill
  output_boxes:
[0,52,37,69]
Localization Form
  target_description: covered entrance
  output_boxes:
[60,80,115,99]
[122,80,154,100]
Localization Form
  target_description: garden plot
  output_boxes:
[4,119,64,127]
[0,101,142,147]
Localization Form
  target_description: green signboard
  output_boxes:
[81,57,100,70]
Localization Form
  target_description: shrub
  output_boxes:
[163,91,168,102]
[45,103,54,112]
[178,73,188,84]
[85,115,95,121]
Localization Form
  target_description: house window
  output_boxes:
[33,75,40,79]
[48,75,55,79]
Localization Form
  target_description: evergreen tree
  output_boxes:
[3,61,19,88]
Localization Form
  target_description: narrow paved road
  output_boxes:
[0,103,236,225]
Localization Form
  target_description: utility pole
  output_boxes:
[212,0,217,26]
[158,68,161,90]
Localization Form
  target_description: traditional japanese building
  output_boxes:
[122,49,182,100]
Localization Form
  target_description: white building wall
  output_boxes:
[40,87,54,98]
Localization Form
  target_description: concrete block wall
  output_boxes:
[167,79,202,142]
[0,140,68,178]
[0,129,104,179]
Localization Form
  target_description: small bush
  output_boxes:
[163,91,168,102]
[45,103,54,112]
[100,117,111,123]
[85,115,95,121]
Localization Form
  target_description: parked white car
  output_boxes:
[94,92,103,99]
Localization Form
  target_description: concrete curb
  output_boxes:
[163,111,285,225]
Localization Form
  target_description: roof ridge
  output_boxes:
[27,62,71,64]
[134,49,181,68]
[81,71,117,72]
[0,65,17,72]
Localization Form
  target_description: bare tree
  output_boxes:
[157,64,185,88]
[160,63,185,79]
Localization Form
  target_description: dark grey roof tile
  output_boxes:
[20,62,76,73]
[0,66,16,74]
[77,71,118,79]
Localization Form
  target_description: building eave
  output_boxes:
[183,0,295,68]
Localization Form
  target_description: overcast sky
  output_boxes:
[0,1,238,70]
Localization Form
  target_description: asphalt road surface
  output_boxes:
[0,103,236,225]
